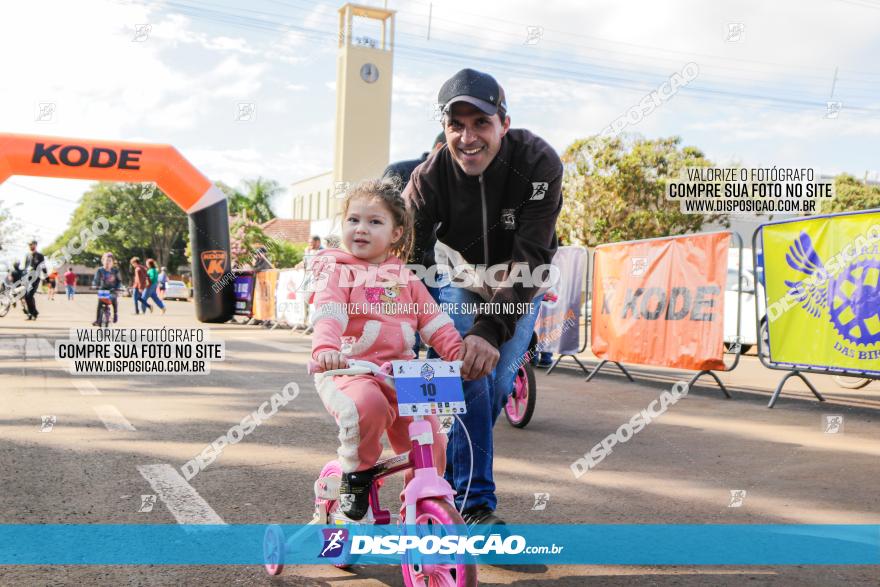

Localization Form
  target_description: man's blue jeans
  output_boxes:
[132,288,147,314]
[430,286,542,512]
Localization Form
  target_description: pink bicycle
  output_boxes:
[263,359,477,586]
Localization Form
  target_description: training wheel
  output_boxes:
[263,524,285,575]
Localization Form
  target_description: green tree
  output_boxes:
[824,174,880,213]
[227,177,281,224]
[557,134,726,246]
[229,217,304,269]
[0,200,21,255]
[45,183,188,277]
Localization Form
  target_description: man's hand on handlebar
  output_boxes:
[457,335,499,381]
[315,350,348,372]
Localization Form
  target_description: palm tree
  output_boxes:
[241,177,281,224]
[220,178,281,224]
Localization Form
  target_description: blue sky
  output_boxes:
[1,0,879,262]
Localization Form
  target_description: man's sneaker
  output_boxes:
[337,470,374,521]
[462,505,506,527]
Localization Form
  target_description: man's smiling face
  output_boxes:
[444,102,510,176]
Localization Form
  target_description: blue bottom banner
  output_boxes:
[1,524,879,565]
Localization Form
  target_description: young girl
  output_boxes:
[310,178,462,522]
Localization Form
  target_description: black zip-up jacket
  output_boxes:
[404,128,563,348]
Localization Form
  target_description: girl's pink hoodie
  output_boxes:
[310,248,461,363]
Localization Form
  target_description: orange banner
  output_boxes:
[252,270,279,321]
[591,232,729,371]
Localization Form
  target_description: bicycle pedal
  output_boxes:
[314,476,341,500]
[330,508,375,525]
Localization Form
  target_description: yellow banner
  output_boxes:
[762,211,880,374]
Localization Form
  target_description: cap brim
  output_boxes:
[443,96,498,116]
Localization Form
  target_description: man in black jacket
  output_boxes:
[404,69,563,526]
[23,240,46,320]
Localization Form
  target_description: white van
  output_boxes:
[724,247,765,354]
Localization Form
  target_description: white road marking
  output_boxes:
[0,338,25,357]
[136,464,225,525]
[74,380,101,395]
[25,337,55,358]
[93,404,136,431]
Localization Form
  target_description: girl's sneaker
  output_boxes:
[338,470,374,521]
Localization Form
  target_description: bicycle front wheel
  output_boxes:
[401,498,477,587]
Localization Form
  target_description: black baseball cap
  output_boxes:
[438,69,507,117]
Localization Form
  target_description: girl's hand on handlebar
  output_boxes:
[316,350,348,372]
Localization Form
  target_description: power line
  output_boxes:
[5,182,82,205]
[152,0,880,113]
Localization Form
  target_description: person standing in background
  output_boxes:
[305,235,324,258]
[383,132,447,192]
[23,239,46,320]
[64,267,77,300]
[140,258,166,315]
[299,236,324,334]
[46,268,58,301]
[130,257,150,315]
[158,266,168,300]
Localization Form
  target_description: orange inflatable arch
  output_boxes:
[0,133,233,322]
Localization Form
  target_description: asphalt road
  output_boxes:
[1,292,878,585]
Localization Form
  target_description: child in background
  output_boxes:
[46,269,58,300]
[92,252,122,325]
[310,178,462,522]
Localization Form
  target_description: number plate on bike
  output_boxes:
[391,360,466,416]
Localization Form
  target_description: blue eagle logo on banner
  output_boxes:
[420,363,435,382]
[785,231,880,346]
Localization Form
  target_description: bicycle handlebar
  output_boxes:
[308,358,391,377]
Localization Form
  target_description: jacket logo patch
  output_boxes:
[530,182,548,201]
[501,208,516,230]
